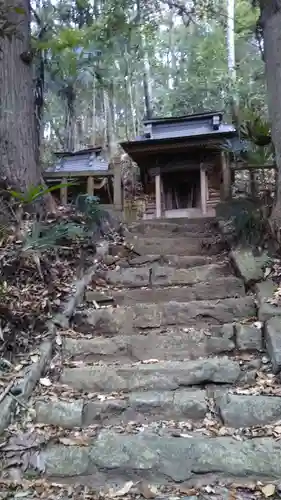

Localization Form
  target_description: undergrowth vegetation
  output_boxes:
[0,182,121,362]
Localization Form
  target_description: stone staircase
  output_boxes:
[27,218,281,488]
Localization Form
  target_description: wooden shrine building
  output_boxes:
[44,146,122,209]
[120,111,236,219]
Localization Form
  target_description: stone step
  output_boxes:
[130,217,217,232]
[126,254,217,268]
[34,391,281,430]
[126,236,224,256]
[215,392,281,428]
[63,322,262,363]
[102,263,233,288]
[129,228,219,238]
[60,357,243,392]
[63,324,236,362]
[35,431,281,482]
[74,297,256,336]
[35,388,208,428]
[108,278,245,304]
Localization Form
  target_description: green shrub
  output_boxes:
[216,198,268,246]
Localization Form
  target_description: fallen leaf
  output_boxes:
[30,354,39,363]
[228,490,237,500]
[14,492,32,498]
[59,436,89,446]
[204,485,216,494]
[178,486,197,495]
[39,377,52,387]
[142,359,158,364]
[109,481,134,497]
[55,335,62,346]
[14,364,24,372]
[261,484,276,497]
[253,321,263,329]
[97,394,107,402]
[137,482,158,499]
[264,267,272,279]
[231,482,257,491]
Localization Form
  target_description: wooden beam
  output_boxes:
[221,151,232,200]
[155,173,161,218]
[87,176,94,196]
[44,170,113,178]
[200,165,208,215]
[113,157,122,210]
[149,163,200,175]
[60,182,67,204]
[123,137,225,156]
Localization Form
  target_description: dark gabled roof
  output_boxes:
[120,126,236,152]
[45,147,109,174]
[137,123,236,142]
[120,111,236,164]
[143,110,224,126]
[53,146,103,157]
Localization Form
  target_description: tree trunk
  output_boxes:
[91,79,96,146]
[0,0,42,190]
[261,1,281,230]
[226,0,239,122]
[65,92,76,151]
[104,88,117,158]
[136,0,153,119]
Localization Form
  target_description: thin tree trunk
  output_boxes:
[128,75,137,138]
[104,88,117,157]
[226,0,236,80]
[168,10,177,90]
[136,0,153,119]
[226,0,239,121]
[65,93,76,151]
[134,82,141,136]
[92,79,96,146]
[260,1,281,229]
[142,42,153,119]
[109,81,116,136]
[0,0,42,190]
[125,45,137,138]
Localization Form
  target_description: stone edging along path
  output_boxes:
[231,247,281,373]
[0,260,100,435]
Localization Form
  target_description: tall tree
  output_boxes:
[256,1,281,227]
[0,0,42,190]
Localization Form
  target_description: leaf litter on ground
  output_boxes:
[0,478,279,500]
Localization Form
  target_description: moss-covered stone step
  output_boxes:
[126,254,216,268]
[107,278,245,305]
[63,322,262,363]
[74,297,256,336]
[126,236,222,256]
[30,431,281,481]
[59,357,244,393]
[35,389,208,428]
[103,263,233,288]
[35,391,281,430]
[130,218,217,234]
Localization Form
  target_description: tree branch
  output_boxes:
[160,0,196,25]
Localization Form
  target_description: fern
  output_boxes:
[8,181,77,205]
[21,221,84,252]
